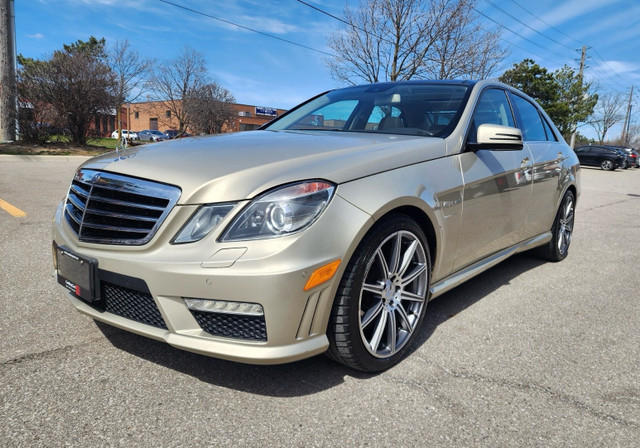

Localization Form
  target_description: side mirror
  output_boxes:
[472,124,523,151]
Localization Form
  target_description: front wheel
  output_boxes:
[536,190,575,262]
[327,214,430,372]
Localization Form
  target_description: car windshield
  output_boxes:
[151,131,164,135]
[265,83,470,138]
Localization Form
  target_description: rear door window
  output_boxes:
[509,93,547,141]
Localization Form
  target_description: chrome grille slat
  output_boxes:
[70,183,90,199]
[85,195,167,212]
[66,193,86,211]
[63,169,181,245]
[83,208,160,223]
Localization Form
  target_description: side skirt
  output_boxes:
[429,232,552,301]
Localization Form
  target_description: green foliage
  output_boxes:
[17,36,115,145]
[61,36,107,59]
[499,59,598,140]
[553,65,598,138]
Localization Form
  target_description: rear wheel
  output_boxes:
[600,159,614,170]
[536,190,575,262]
[327,214,430,372]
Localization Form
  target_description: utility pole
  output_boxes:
[0,0,17,142]
[570,45,587,149]
[621,85,634,146]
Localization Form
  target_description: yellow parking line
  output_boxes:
[0,199,27,217]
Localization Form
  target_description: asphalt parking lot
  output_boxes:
[1,154,639,447]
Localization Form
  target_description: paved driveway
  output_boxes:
[1,155,638,446]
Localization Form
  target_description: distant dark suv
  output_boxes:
[574,145,626,170]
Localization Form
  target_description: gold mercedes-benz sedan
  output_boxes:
[52,80,579,372]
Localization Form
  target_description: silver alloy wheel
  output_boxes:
[557,194,574,255]
[358,230,428,358]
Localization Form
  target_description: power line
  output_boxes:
[507,0,583,46]
[480,0,574,52]
[472,7,570,64]
[506,0,629,88]
[157,0,335,57]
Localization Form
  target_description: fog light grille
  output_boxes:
[103,282,168,330]
[190,311,267,341]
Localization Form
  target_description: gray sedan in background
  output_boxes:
[138,129,167,142]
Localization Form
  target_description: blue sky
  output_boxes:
[15,0,640,138]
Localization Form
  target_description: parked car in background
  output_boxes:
[615,146,638,168]
[574,145,625,170]
[138,130,167,142]
[164,129,190,139]
[110,129,138,140]
[630,149,640,168]
[53,80,580,372]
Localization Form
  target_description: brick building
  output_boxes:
[118,100,286,134]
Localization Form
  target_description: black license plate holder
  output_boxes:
[55,245,99,303]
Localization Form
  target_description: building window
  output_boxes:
[166,110,171,118]
[134,111,139,119]
[239,123,260,131]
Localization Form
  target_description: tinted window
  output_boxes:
[509,94,547,141]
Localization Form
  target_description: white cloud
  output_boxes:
[26,33,44,39]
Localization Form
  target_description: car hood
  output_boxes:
[80,130,447,204]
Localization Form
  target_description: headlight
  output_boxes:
[172,203,236,244]
[220,180,335,241]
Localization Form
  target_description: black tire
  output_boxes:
[536,190,575,262]
[326,214,431,372]
[600,159,615,170]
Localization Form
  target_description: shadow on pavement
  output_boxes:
[96,252,545,397]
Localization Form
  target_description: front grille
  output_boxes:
[64,169,181,245]
[103,282,168,330]
[191,311,267,341]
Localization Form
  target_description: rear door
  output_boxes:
[508,93,564,239]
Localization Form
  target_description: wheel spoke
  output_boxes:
[361,299,384,330]
[401,262,427,287]
[400,290,426,303]
[397,240,418,277]
[362,282,384,296]
[386,310,397,354]
[388,233,402,276]
[396,303,413,334]
[369,309,387,353]
[376,248,391,279]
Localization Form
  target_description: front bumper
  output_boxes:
[52,194,372,364]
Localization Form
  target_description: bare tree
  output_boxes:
[626,122,639,148]
[325,0,505,85]
[109,40,154,137]
[147,46,208,133]
[589,92,626,143]
[425,0,507,79]
[184,83,236,135]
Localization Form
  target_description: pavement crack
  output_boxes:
[0,336,109,367]
[410,356,640,430]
